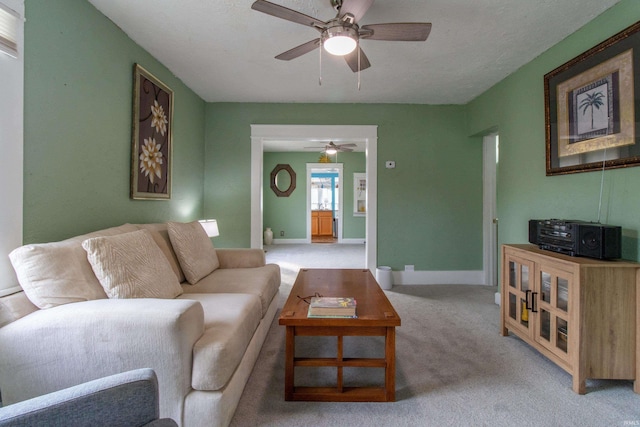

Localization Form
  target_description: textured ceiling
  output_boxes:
[88,0,621,104]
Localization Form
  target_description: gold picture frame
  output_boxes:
[131,64,173,199]
[545,21,640,175]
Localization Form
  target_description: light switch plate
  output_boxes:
[385,161,395,169]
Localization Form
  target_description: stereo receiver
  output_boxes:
[528,219,621,259]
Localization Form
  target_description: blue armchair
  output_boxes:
[0,368,177,427]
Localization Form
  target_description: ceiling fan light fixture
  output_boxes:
[322,26,357,56]
[325,147,338,155]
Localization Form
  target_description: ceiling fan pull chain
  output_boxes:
[318,43,322,86]
[357,44,361,90]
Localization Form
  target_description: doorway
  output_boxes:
[250,125,378,270]
[483,133,499,293]
[307,163,343,243]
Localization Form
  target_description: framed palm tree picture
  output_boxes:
[545,21,640,176]
[131,64,173,199]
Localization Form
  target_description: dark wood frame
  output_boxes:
[545,21,640,176]
[270,164,296,197]
[131,64,173,199]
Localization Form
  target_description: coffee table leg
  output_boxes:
[285,326,294,400]
[385,326,396,402]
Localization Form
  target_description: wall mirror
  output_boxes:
[270,164,296,197]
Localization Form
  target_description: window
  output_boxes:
[0,0,23,296]
[0,2,19,58]
[311,173,339,212]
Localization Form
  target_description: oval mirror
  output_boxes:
[270,164,296,197]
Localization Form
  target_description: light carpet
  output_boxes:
[229,244,639,426]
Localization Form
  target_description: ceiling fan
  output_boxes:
[251,0,432,73]
[305,141,356,154]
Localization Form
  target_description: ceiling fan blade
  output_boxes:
[275,39,321,60]
[338,143,357,147]
[360,23,432,41]
[251,0,326,29]
[344,47,371,73]
[338,147,354,152]
[338,0,374,23]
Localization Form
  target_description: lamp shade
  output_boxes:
[322,25,357,56]
[323,35,356,56]
[199,219,219,237]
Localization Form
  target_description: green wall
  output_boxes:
[467,0,640,261]
[24,0,206,243]
[263,151,366,240]
[25,0,634,273]
[204,103,483,270]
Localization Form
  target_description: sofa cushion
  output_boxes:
[82,229,183,299]
[180,264,280,317]
[9,224,138,309]
[167,221,219,284]
[134,224,186,283]
[0,291,38,328]
[177,293,261,391]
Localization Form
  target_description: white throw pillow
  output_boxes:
[167,221,220,284]
[134,223,186,283]
[82,229,183,299]
[8,224,140,309]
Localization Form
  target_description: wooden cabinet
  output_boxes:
[501,244,638,394]
[311,213,319,236]
[311,211,333,236]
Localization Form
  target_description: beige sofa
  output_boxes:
[0,221,280,427]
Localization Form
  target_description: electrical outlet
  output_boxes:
[280,231,284,237]
[405,265,415,272]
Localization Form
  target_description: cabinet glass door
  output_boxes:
[536,268,571,359]
[505,254,534,334]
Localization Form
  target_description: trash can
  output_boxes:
[376,266,393,290]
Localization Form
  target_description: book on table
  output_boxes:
[307,297,357,318]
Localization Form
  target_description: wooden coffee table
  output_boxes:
[279,268,401,402]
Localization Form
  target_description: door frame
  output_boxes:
[250,124,378,271]
[307,163,344,243]
[483,133,499,288]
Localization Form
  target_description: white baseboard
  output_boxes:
[271,238,365,244]
[341,238,365,244]
[392,270,485,285]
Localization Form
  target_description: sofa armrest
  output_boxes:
[0,368,177,427]
[0,299,204,422]
[216,248,266,268]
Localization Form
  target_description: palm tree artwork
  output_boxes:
[579,90,606,130]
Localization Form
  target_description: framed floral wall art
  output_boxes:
[544,21,640,176]
[131,64,173,199]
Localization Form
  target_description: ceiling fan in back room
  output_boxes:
[305,141,356,154]
[305,141,356,163]
[251,0,432,84]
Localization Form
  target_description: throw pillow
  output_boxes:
[8,224,140,309]
[134,223,186,283]
[82,229,183,299]
[167,221,220,284]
